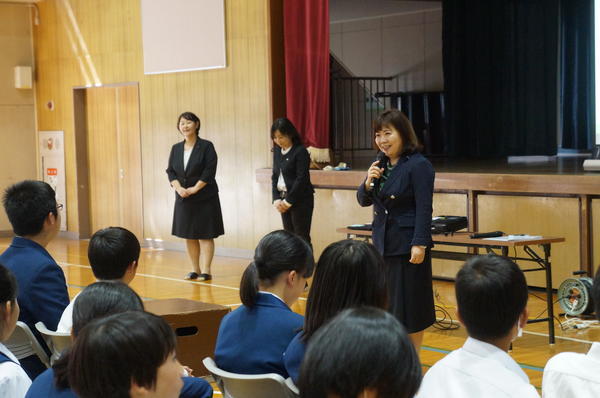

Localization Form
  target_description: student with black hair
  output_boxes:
[56,226,140,332]
[69,311,183,398]
[416,255,538,398]
[214,230,314,377]
[283,239,388,383]
[167,111,224,281]
[0,264,31,398]
[0,180,69,379]
[298,307,421,398]
[25,282,213,398]
[270,117,315,245]
[542,267,600,396]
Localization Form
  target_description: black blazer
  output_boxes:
[357,152,434,256]
[166,138,219,202]
[271,144,314,205]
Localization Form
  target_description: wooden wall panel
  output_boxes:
[478,195,579,288]
[431,193,468,279]
[34,0,276,253]
[0,4,36,231]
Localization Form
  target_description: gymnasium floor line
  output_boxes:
[432,314,596,346]
[59,260,596,345]
[58,261,308,301]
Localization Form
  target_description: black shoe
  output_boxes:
[198,273,212,281]
[185,272,199,280]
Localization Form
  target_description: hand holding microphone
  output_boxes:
[366,152,387,191]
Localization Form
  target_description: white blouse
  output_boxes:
[183,148,192,170]
[0,343,31,398]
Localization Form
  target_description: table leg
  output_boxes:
[543,244,555,344]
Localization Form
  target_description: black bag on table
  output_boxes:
[431,216,468,235]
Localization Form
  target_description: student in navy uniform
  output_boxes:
[167,112,224,281]
[0,264,31,398]
[283,239,388,383]
[25,282,212,398]
[215,230,314,377]
[0,180,69,379]
[270,118,315,245]
[69,311,183,398]
[357,109,435,352]
[298,307,421,398]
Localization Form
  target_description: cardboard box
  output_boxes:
[145,298,230,376]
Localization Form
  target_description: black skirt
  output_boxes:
[385,251,435,333]
[172,194,224,240]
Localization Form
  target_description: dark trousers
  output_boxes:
[20,354,47,380]
[281,196,314,246]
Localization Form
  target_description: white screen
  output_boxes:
[141,0,226,75]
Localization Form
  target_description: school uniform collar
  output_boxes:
[0,342,20,364]
[256,291,291,310]
[462,337,529,383]
[10,236,52,257]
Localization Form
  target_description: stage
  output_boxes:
[256,156,600,288]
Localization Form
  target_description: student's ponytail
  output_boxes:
[239,230,314,308]
[240,261,260,307]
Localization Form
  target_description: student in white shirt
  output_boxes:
[56,227,139,333]
[0,264,31,398]
[417,255,539,398]
[542,268,600,397]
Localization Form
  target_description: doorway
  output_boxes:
[73,84,144,240]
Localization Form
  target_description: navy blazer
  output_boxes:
[282,332,305,383]
[166,138,219,202]
[25,368,213,398]
[271,144,314,205]
[357,153,435,256]
[0,237,69,346]
[214,293,303,377]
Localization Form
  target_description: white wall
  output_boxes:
[330,8,443,92]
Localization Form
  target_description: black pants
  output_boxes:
[20,354,47,380]
[281,196,314,246]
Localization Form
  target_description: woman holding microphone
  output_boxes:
[356,109,435,352]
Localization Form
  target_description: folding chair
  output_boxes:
[35,321,71,364]
[202,357,298,398]
[5,321,50,368]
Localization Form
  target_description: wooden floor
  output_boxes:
[4,236,599,394]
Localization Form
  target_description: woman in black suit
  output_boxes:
[166,112,224,281]
[356,109,435,352]
[270,118,314,245]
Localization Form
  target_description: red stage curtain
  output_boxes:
[283,0,330,162]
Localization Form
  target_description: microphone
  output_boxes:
[369,152,388,188]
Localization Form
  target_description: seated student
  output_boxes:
[0,181,69,378]
[298,307,421,398]
[0,264,31,398]
[283,239,388,383]
[69,311,183,398]
[214,230,314,377]
[542,268,600,397]
[56,226,140,332]
[26,282,212,398]
[416,255,539,398]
